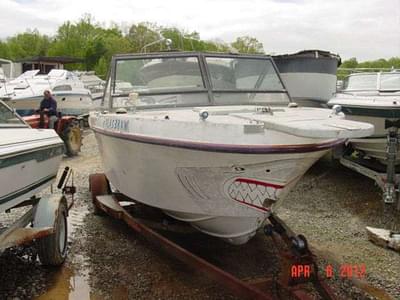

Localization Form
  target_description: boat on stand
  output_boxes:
[328,71,400,207]
[90,51,373,245]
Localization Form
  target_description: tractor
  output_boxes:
[23,111,83,157]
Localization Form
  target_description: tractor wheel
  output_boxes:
[62,119,82,157]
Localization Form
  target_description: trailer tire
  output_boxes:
[89,173,111,215]
[36,200,68,266]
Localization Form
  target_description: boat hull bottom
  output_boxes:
[163,209,267,245]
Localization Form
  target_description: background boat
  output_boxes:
[0,69,93,116]
[0,100,64,212]
[273,50,341,107]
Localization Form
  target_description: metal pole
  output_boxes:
[384,126,399,205]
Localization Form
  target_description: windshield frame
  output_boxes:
[0,100,28,128]
[344,72,400,92]
[106,52,291,110]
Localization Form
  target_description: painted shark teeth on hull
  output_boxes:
[225,178,284,211]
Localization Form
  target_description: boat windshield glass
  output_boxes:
[0,102,26,127]
[205,56,287,105]
[380,73,400,91]
[110,54,289,108]
[344,74,378,91]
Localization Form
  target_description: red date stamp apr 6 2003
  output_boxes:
[290,264,367,279]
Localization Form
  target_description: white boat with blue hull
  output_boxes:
[329,71,400,163]
[328,71,400,206]
[90,52,373,245]
[0,101,64,212]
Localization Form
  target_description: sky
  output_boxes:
[1,0,399,61]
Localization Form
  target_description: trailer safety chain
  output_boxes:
[264,214,338,300]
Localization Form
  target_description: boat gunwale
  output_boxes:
[0,140,64,160]
[91,125,345,154]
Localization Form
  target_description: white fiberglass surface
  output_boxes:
[93,108,330,145]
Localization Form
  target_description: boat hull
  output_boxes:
[0,130,64,212]
[93,130,328,244]
[2,92,93,116]
[344,114,400,163]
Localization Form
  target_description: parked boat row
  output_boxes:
[0,69,93,116]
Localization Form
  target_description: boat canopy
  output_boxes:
[102,52,291,109]
[344,72,400,92]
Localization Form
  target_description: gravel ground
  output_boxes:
[0,130,399,300]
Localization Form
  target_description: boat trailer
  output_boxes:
[340,120,400,210]
[0,167,76,266]
[89,173,338,300]
[339,120,400,252]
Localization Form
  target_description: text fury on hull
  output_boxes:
[89,52,374,245]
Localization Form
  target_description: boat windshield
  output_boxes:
[344,72,400,92]
[344,74,378,91]
[0,101,27,127]
[380,73,400,91]
[107,53,290,109]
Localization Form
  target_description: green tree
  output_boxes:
[6,29,51,60]
[231,36,264,54]
[127,23,162,52]
[340,57,358,68]
[0,41,11,59]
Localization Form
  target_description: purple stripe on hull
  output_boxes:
[92,126,345,154]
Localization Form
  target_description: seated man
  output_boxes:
[39,90,58,129]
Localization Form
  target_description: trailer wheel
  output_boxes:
[62,120,82,157]
[36,200,68,266]
[89,173,111,215]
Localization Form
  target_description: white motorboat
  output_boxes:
[90,52,373,245]
[328,71,400,163]
[0,69,93,116]
[273,50,341,107]
[0,100,64,213]
[76,71,105,103]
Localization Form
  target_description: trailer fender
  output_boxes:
[33,194,68,230]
